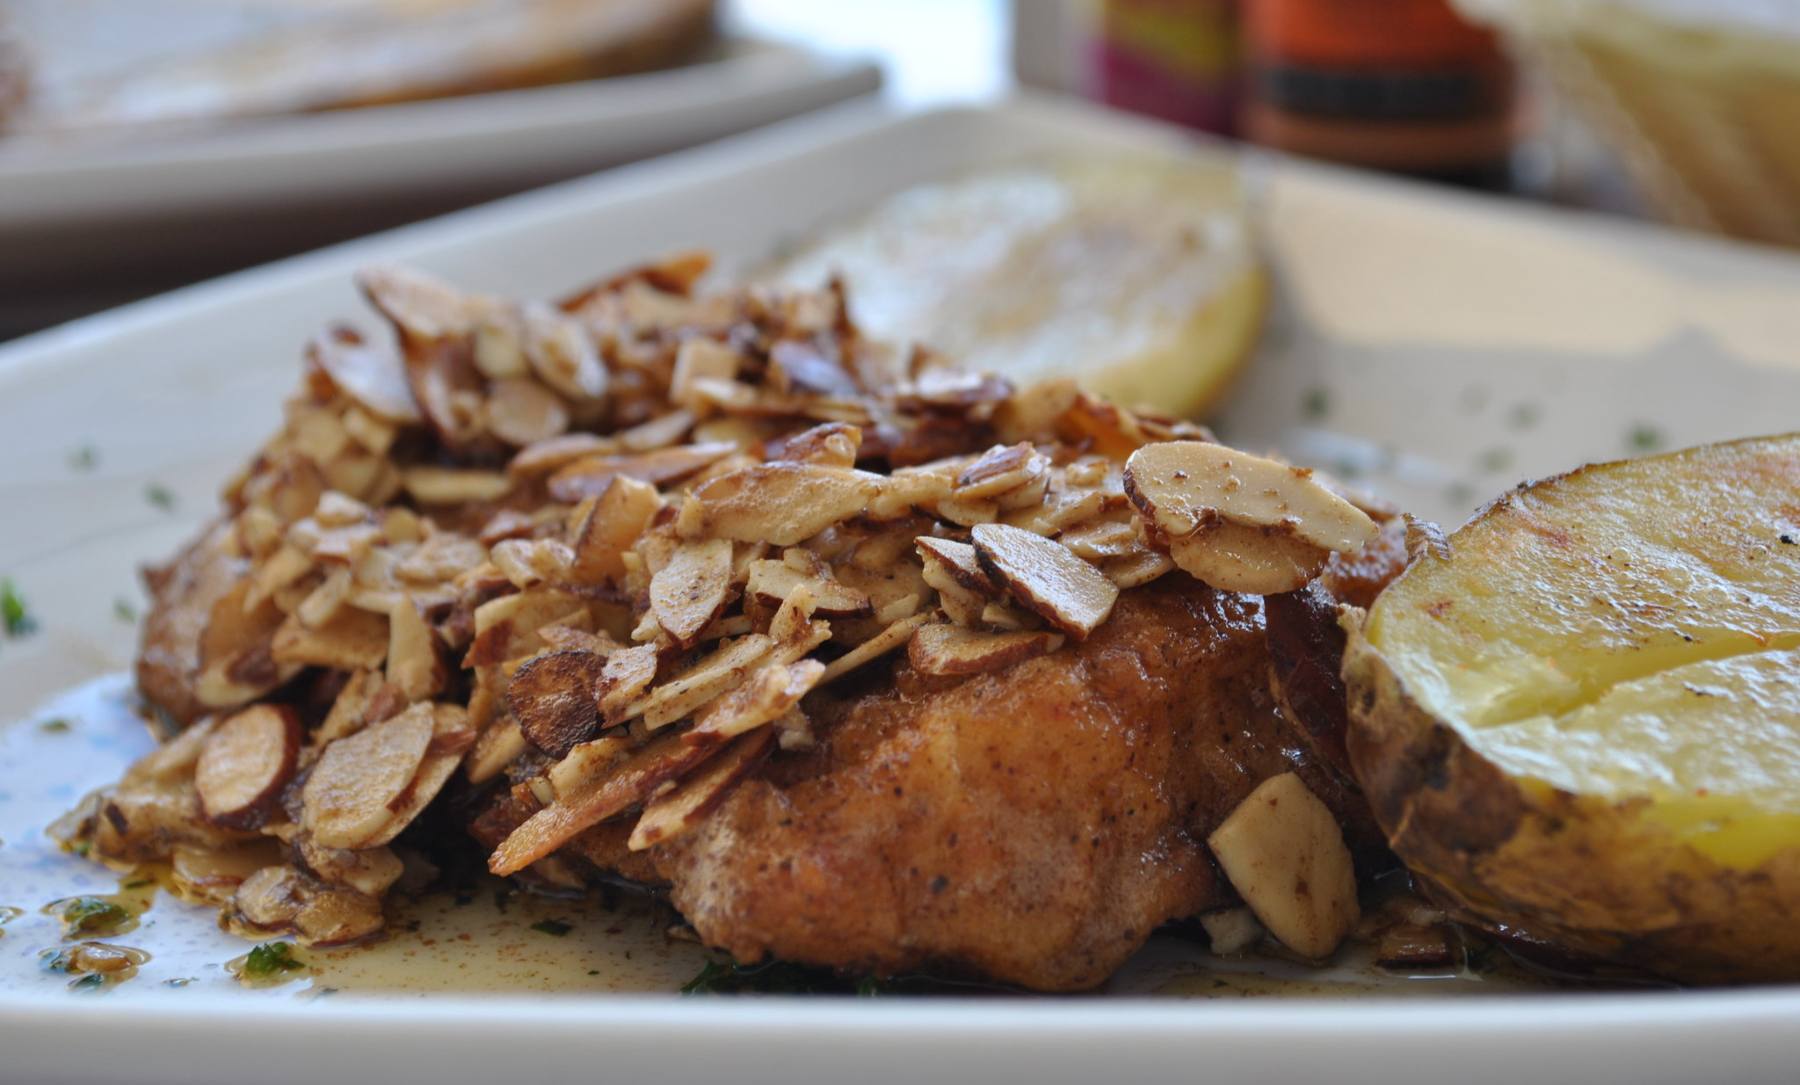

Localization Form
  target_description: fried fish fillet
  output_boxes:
[647,577,1365,991]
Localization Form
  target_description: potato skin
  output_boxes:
[1343,608,1800,984]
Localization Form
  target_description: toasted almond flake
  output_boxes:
[773,707,815,751]
[1056,518,1142,561]
[508,432,618,476]
[303,704,435,849]
[171,841,287,906]
[649,539,734,648]
[472,309,529,378]
[491,538,575,590]
[524,305,607,401]
[915,537,996,594]
[685,659,824,748]
[979,601,1034,631]
[402,467,511,506]
[386,600,444,702]
[764,421,863,468]
[1207,772,1360,959]
[470,589,585,660]
[908,624,1063,677]
[195,705,300,830]
[618,409,697,453]
[690,462,881,546]
[246,545,314,613]
[744,559,871,617]
[314,491,372,528]
[970,522,1118,640]
[629,728,773,850]
[359,705,475,849]
[546,442,736,504]
[309,523,384,565]
[874,592,922,623]
[485,377,570,447]
[1102,550,1174,590]
[489,730,717,876]
[670,338,742,409]
[769,338,859,397]
[633,634,775,731]
[466,721,528,785]
[566,476,660,586]
[1124,442,1378,554]
[317,669,382,744]
[272,607,390,671]
[393,532,483,583]
[993,377,1080,443]
[507,650,605,758]
[934,494,999,527]
[1166,522,1324,596]
[596,642,661,724]
[357,264,485,341]
[294,836,404,898]
[306,326,422,423]
[817,611,931,684]
[869,467,955,519]
[955,443,1050,500]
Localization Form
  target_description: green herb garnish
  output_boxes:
[1301,387,1331,421]
[145,483,177,512]
[1507,403,1541,430]
[113,598,138,624]
[39,717,72,734]
[1476,447,1514,474]
[57,896,132,937]
[122,878,153,890]
[1,578,35,637]
[530,919,573,937]
[1627,424,1665,453]
[68,445,99,471]
[241,941,304,980]
[855,975,883,997]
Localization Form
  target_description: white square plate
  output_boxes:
[3,97,1800,1085]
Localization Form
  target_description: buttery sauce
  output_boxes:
[3,673,1530,1002]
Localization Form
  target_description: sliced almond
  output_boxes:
[670,338,742,409]
[633,633,775,730]
[488,729,716,876]
[617,409,696,453]
[869,467,955,520]
[467,589,586,666]
[764,421,863,468]
[195,705,300,830]
[523,305,607,402]
[485,377,570,447]
[507,649,606,758]
[1102,550,1175,590]
[402,466,511,506]
[546,442,736,504]
[691,462,881,546]
[1207,772,1360,960]
[293,835,405,898]
[272,607,390,671]
[465,719,529,785]
[955,442,1050,500]
[628,728,773,851]
[744,559,871,617]
[386,599,444,702]
[568,476,661,585]
[1055,517,1141,561]
[1167,522,1324,596]
[817,611,931,684]
[907,623,1063,677]
[170,841,286,906]
[649,538,734,648]
[302,703,435,849]
[359,705,476,848]
[684,659,824,748]
[305,325,421,423]
[934,494,1000,527]
[395,532,487,584]
[596,642,660,724]
[1124,442,1378,555]
[970,523,1118,640]
[491,538,575,590]
[508,432,617,477]
[915,537,996,594]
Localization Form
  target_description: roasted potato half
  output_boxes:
[1343,434,1800,983]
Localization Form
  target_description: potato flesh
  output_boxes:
[1367,436,1800,863]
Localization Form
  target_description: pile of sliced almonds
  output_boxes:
[62,251,1377,946]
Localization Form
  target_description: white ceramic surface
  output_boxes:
[4,97,1800,1084]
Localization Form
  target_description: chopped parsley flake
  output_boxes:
[1300,387,1331,421]
[530,919,573,937]
[1476,447,1514,474]
[145,483,177,511]
[68,445,99,471]
[113,598,138,623]
[1,579,35,637]
[1507,403,1542,430]
[39,717,72,734]
[1628,424,1665,453]
[241,941,304,980]
[57,896,132,937]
